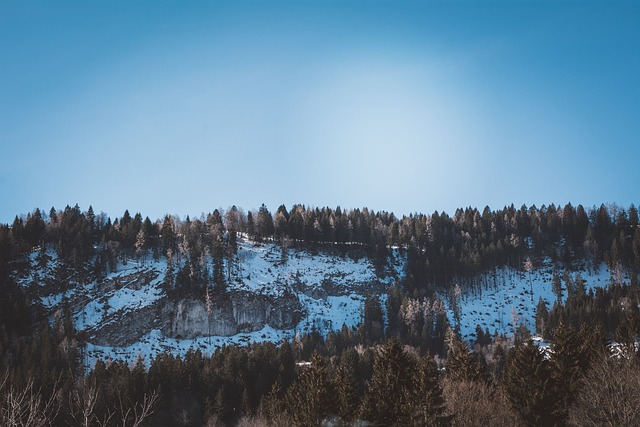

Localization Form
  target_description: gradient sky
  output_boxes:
[1,1,639,223]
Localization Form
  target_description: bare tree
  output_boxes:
[569,356,640,426]
[67,383,114,427]
[116,390,158,427]
[0,373,59,427]
[443,377,517,426]
[523,257,534,302]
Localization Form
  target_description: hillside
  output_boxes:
[12,233,623,368]
[2,202,640,426]
[14,236,406,366]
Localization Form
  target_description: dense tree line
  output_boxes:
[7,202,639,293]
[2,201,640,425]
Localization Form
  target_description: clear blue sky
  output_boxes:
[1,0,639,223]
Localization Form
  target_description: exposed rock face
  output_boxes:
[161,291,303,339]
[231,291,302,332]
[162,298,236,339]
[90,304,161,346]
[23,238,397,349]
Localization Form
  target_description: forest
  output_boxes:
[1,201,640,426]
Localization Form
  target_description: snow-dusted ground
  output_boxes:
[77,238,401,367]
[232,239,404,297]
[15,241,630,368]
[85,326,295,368]
[449,261,615,341]
[74,263,166,331]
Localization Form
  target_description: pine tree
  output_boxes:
[256,204,274,241]
[333,364,359,422]
[549,322,586,422]
[445,329,484,383]
[552,271,563,304]
[535,298,548,337]
[402,356,450,426]
[503,341,561,427]
[246,211,255,240]
[285,353,334,426]
[359,296,384,345]
[161,215,176,255]
[359,337,415,425]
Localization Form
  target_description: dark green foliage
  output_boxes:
[549,323,589,421]
[359,295,384,345]
[535,297,549,337]
[503,342,562,427]
[445,329,485,383]
[334,364,359,421]
[360,337,415,425]
[285,353,335,426]
[402,356,450,426]
[2,201,640,425]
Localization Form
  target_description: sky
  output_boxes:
[1,0,639,223]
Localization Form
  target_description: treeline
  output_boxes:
[3,201,640,425]
[3,292,640,426]
[5,202,640,286]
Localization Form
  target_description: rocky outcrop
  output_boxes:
[231,291,302,332]
[161,291,303,339]
[89,304,162,346]
[162,298,236,339]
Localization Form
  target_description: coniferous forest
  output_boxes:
[2,202,640,426]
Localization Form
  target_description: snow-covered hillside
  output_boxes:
[14,238,626,368]
[16,237,405,367]
[448,260,615,341]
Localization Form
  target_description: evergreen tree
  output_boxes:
[445,329,484,383]
[552,271,563,304]
[402,356,450,426]
[535,297,549,337]
[285,353,334,426]
[256,204,275,241]
[333,364,359,422]
[246,211,255,240]
[549,322,587,422]
[161,215,176,254]
[359,296,384,345]
[360,337,415,425]
[503,341,562,427]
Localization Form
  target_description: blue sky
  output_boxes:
[1,1,639,223]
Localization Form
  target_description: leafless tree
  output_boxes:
[523,257,534,301]
[0,373,59,427]
[443,377,517,426]
[569,356,640,426]
[116,389,158,427]
[67,383,114,427]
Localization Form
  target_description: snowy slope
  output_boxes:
[449,260,616,341]
[14,239,628,368]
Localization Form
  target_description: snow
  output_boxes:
[448,262,614,341]
[74,257,167,331]
[231,239,401,297]
[17,241,633,367]
[84,325,296,369]
[16,247,61,288]
[296,294,364,334]
[71,241,399,366]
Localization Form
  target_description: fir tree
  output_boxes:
[360,337,415,425]
[445,329,484,383]
[549,322,586,422]
[503,341,562,427]
[333,364,359,422]
[285,353,334,426]
[535,297,549,337]
[552,271,563,304]
[402,356,450,426]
